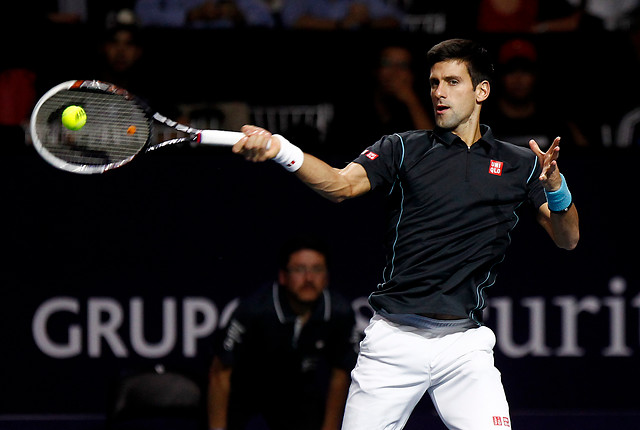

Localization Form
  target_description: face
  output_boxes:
[104,30,142,72]
[502,69,536,102]
[377,47,413,93]
[279,249,328,304]
[429,60,488,133]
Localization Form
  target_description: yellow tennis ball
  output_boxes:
[61,105,87,131]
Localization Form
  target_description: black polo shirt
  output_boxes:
[216,282,358,430]
[354,125,547,324]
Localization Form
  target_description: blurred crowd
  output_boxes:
[2,2,639,429]
[3,0,640,157]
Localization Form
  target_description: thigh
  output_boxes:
[428,327,511,430]
[341,315,431,430]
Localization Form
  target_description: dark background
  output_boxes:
[2,15,640,430]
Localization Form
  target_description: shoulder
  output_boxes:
[490,138,542,188]
[389,129,434,146]
[232,283,275,320]
[493,137,537,166]
[367,130,435,162]
[353,130,436,188]
[494,137,532,156]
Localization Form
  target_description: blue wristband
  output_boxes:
[544,174,572,212]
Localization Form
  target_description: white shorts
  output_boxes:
[342,313,511,430]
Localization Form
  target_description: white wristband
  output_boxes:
[272,134,304,172]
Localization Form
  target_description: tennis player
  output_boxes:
[232,39,579,429]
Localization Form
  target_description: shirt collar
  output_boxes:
[432,124,495,150]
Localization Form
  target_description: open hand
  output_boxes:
[529,136,562,192]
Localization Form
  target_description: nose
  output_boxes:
[433,82,446,99]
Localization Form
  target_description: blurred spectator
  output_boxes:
[91,22,186,120]
[482,38,588,149]
[208,234,358,430]
[370,45,433,132]
[476,0,584,33]
[281,0,403,30]
[0,68,37,153]
[256,0,286,26]
[104,7,140,28]
[387,0,472,34]
[33,1,136,27]
[565,0,640,31]
[44,0,89,24]
[94,24,149,99]
[328,44,432,157]
[135,0,275,28]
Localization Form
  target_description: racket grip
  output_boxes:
[198,130,245,146]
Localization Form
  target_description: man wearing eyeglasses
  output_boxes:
[208,235,359,430]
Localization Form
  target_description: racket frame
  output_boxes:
[30,80,244,174]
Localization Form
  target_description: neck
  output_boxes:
[452,122,482,147]
[286,294,314,320]
[451,108,483,147]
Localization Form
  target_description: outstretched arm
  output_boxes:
[232,125,371,202]
[529,137,580,250]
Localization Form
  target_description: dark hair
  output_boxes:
[426,39,494,88]
[278,234,330,270]
[103,24,143,46]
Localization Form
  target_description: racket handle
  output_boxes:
[198,130,245,146]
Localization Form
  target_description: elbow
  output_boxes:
[559,233,580,251]
[330,194,349,204]
[323,183,357,204]
[568,235,580,251]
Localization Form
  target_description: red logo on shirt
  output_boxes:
[489,160,503,176]
[363,150,379,160]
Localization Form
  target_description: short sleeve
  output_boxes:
[353,134,405,192]
[215,301,252,367]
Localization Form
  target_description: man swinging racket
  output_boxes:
[232,39,579,430]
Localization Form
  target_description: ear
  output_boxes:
[476,80,490,103]
[278,270,287,286]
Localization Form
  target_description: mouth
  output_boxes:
[436,104,450,115]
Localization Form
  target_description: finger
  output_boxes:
[544,137,560,158]
[237,125,278,162]
[545,160,557,177]
[232,135,249,154]
[528,139,543,157]
[241,124,261,135]
[247,132,273,162]
[529,139,549,180]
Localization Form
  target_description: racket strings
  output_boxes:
[34,90,150,172]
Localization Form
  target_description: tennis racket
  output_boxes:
[29,80,245,174]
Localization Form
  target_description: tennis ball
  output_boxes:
[61,105,87,130]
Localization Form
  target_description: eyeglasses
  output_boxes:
[286,266,327,275]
